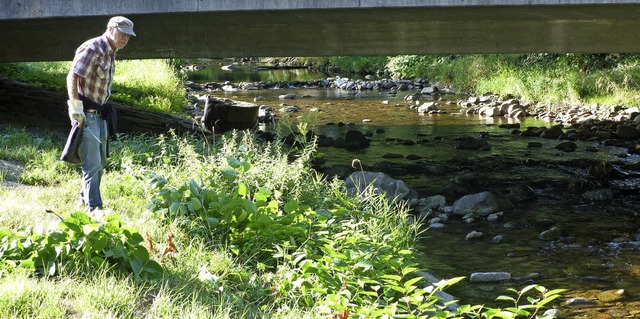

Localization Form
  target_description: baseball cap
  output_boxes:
[108,16,136,36]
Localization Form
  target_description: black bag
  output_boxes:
[60,122,83,164]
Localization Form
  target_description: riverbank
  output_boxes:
[3,57,640,318]
[0,66,570,317]
[271,54,640,113]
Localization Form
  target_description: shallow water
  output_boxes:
[187,61,640,315]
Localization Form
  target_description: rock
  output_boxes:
[542,309,562,318]
[566,298,597,307]
[0,160,23,181]
[202,97,259,132]
[554,141,577,152]
[421,86,439,95]
[540,125,565,139]
[452,191,500,216]
[487,212,502,222]
[539,226,562,241]
[469,272,511,283]
[520,126,546,137]
[429,223,446,229]
[455,137,492,150]
[344,130,370,150]
[582,188,614,202]
[465,231,483,240]
[278,93,296,100]
[596,289,625,302]
[509,184,536,202]
[615,125,640,139]
[491,235,505,243]
[345,171,410,203]
[279,105,300,112]
[421,195,447,211]
[417,102,438,113]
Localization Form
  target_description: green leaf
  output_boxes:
[143,260,164,279]
[206,217,220,226]
[87,232,108,252]
[519,284,538,295]
[242,200,257,215]
[227,156,242,168]
[20,259,34,269]
[315,209,332,219]
[237,210,249,222]
[355,260,373,271]
[240,161,252,172]
[82,223,101,235]
[380,274,402,282]
[190,197,203,212]
[221,169,238,181]
[237,182,248,196]
[284,200,299,214]
[496,295,517,302]
[169,202,180,216]
[403,276,424,289]
[123,228,144,245]
[128,246,150,275]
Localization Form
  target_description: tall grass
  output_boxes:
[112,60,187,113]
[0,59,187,113]
[387,53,640,109]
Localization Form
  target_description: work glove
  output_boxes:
[67,99,85,126]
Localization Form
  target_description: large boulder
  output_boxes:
[344,130,370,150]
[452,191,500,216]
[345,171,410,203]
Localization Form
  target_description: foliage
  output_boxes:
[0,124,566,318]
[456,284,566,318]
[313,56,389,76]
[144,130,564,318]
[0,211,163,280]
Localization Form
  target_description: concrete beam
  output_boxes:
[2,1,640,62]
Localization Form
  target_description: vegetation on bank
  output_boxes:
[311,54,640,112]
[0,124,564,318]
[0,57,569,317]
[0,59,186,114]
[4,53,640,115]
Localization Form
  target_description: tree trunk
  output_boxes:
[0,77,197,134]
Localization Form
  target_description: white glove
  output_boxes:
[67,99,85,126]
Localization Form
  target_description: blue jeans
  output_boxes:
[77,112,108,209]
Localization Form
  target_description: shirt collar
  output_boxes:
[101,33,117,56]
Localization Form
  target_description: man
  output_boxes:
[66,16,136,212]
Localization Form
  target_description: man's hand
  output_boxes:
[67,99,85,126]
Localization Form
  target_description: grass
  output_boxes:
[386,53,640,112]
[0,59,187,114]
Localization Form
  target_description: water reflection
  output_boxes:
[185,60,327,83]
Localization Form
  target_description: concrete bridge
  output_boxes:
[2,1,640,62]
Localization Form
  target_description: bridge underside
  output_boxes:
[2,4,640,62]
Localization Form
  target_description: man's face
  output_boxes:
[108,28,130,50]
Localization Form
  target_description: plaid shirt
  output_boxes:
[71,33,116,106]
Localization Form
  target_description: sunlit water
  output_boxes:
[187,60,640,315]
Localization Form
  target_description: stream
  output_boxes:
[186,59,640,317]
